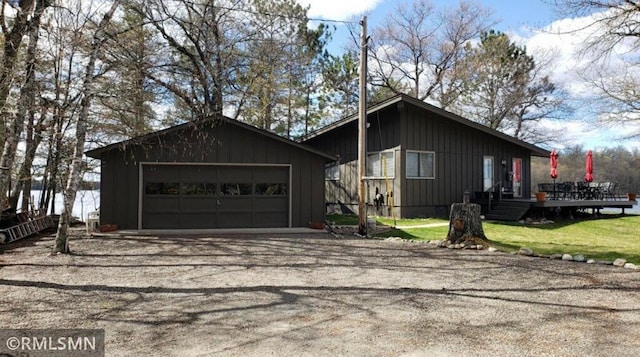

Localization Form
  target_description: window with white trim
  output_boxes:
[406,151,435,179]
[366,150,395,178]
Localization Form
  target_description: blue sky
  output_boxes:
[301,0,559,45]
[475,0,557,31]
[298,0,640,151]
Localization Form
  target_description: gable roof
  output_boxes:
[85,116,337,160]
[302,93,550,157]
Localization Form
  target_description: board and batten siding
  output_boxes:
[399,103,533,217]
[304,96,539,219]
[306,105,403,217]
[95,120,328,229]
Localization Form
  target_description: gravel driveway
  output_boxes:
[1,228,639,356]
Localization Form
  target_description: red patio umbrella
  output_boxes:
[585,150,593,182]
[550,150,558,179]
[550,149,558,199]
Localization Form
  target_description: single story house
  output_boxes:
[301,94,550,218]
[85,117,334,230]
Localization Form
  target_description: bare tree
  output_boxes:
[7,5,46,211]
[367,0,495,107]
[549,0,640,138]
[36,0,94,215]
[550,0,640,53]
[54,0,120,254]
[0,0,51,209]
[128,0,245,121]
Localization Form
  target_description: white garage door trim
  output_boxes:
[138,162,292,230]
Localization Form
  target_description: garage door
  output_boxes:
[141,164,289,229]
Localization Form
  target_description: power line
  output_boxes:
[308,17,357,25]
[212,4,358,26]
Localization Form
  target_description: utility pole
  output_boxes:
[357,16,368,236]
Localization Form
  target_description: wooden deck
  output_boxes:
[510,198,637,212]
[482,197,638,221]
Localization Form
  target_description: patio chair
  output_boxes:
[562,181,577,200]
[576,182,589,200]
[589,182,603,200]
[600,182,618,200]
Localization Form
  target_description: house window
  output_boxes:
[366,150,395,178]
[406,151,435,179]
[325,162,339,181]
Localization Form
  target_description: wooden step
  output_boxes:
[484,201,532,221]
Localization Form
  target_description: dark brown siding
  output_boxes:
[400,103,532,217]
[305,105,403,217]
[304,99,536,218]
[97,121,327,229]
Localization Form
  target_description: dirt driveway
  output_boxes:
[1,228,639,356]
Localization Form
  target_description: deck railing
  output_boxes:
[537,181,620,201]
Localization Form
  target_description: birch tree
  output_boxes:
[0,0,51,209]
[54,0,120,253]
[7,7,45,211]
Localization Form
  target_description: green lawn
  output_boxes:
[326,213,640,264]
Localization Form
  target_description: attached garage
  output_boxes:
[86,118,334,230]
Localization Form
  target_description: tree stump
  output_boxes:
[446,203,488,246]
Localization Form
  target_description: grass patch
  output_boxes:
[484,215,640,264]
[326,213,640,264]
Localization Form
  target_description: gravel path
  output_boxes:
[1,228,639,356]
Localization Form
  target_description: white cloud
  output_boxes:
[511,17,595,98]
[296,0,383,20]
[508,11,640,150]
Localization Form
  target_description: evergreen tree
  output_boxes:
[455,30,567,143]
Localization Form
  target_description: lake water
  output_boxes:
[18,189,101,221]
[602,204,640,215]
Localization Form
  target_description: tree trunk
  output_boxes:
[54,0,120,254]
[16,104,48,212]
[0,0,50,205]
[446,203,488,245]
[39,110,63,214]
[8,11,43,211]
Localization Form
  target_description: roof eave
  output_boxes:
[302,93,550,157]
[85,117,337,161]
